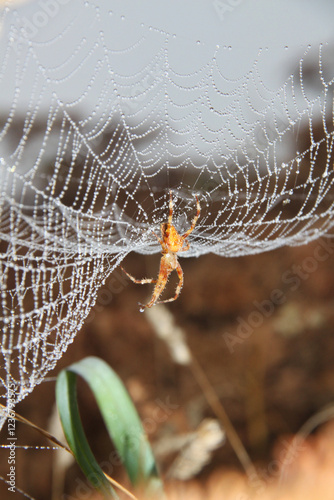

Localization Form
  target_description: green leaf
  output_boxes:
[56,356,164,498]
[56,369,116,498]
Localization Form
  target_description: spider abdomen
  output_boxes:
[163,251,179,270]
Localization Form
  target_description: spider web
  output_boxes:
[0,0,334,426]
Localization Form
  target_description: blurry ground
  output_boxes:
[1,239,334,499]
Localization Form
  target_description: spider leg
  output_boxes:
[179,238,190,252]
[152,230,167,253]
[182,195,200,239]
[156,262,183,306]
[120,266,157,284]
[168,190,174,226]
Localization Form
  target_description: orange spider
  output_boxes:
[121,190,200,311]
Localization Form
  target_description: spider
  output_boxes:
[121,190,200,311]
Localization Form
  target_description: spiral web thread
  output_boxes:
[0,1,334,423]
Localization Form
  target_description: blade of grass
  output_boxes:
[56,369,117,498]
[56,356,164,499]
